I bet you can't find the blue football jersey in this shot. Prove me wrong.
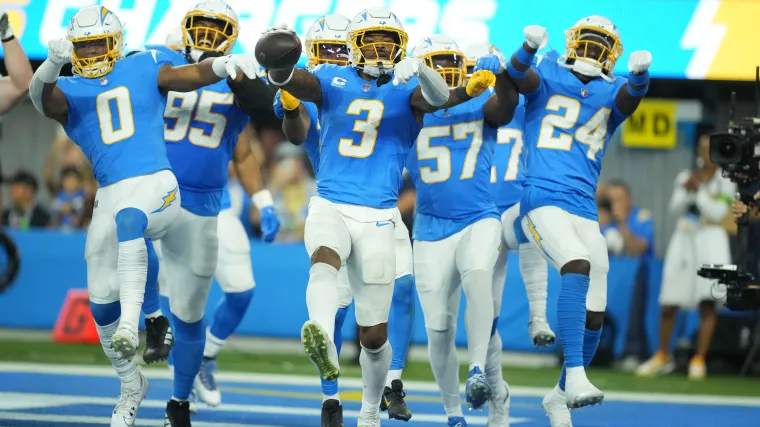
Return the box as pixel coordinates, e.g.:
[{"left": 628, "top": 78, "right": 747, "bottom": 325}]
[
  {"left": 521, "top": 51, "right": 629, "bottom": 221},
  {"left": 58, "top": 51, "right": 172, "bottom": 187},
  {"left": 490, "top": 95, "right": 526, "bottom": 213},
  {"left": 312, "top": 64, "right": 422, "bottom": 208},
  {"left": 273, "top": 92, "right": 321, "bottom": 174},
  {"left": 407, "top": 93, "right": 499, "bottom": 241},
  {"left": 147, "top": 45, "right": 251, "bottom": 216},
  {"left": 220, "top": 184, "right": 232, "bottom": 210}
]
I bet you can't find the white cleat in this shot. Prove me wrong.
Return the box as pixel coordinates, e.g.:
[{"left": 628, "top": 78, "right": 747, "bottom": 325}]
[
  {"left": 636, "top": 352, "right": 675, "bottom": 377},
  {"left": 688, "top": 357, "right": 706, "bottom": 381},
  {"left": 487, "top": 381, "right": 511, "bottom": 427},
  {"left": 357, "top": 412, "right": 381, "bottom": 427},
  {"left": 564, "top": 369, "right": 604, "bottom": 409},
  {"left": 111, "top": 372, "right": 149, "bottom": 427},
  {"left": 194, "top": 358, "right": 222, "bottom": 407},
  {"left": 541, "top": 385, "right": 573, "bottom": 427},
  {"left": 111, "top": 326, "right": 139, "bottom": 361},
  {"left": 301, "top": 321, "right": 340, "bottom": 381},
  {"left": 528, "top": 316, "right": 556, "bottom": 347},
  {"left": 188, "top": 389, "right": 199, "bottom": 414}
]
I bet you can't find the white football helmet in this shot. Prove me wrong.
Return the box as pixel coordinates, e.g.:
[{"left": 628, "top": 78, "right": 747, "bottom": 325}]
[
  {"left": 559, "top": 15, "right": 623, "bottom": 81},
  {"left": 347, "top": 8, "right": 408, "bottom": 77},
  {"left": 463, "top": 42, "right": 495, "bottom": 78},
  {"left": 412, "top": 35, "right": 466, "bottom": 88},
  {"left": 305, "top": 14, "right": 350, "bottom": 71},
  {"left": 181, "top": 0, "right": 239, "bottom": 62},
  {"left": 67, "top": 5, "right": 124, "bottom": 78},
  {"left": 165, "top": 26, "right": 183, "bottom": 51}
]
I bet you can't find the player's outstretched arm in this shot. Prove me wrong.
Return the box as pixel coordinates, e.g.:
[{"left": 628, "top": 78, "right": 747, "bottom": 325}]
[
  {"left": 157, "top": 53, "right": 259, "bottom": 93},
  {"left": 269, "top": 67, "right": 322, "bottom": 104},
  {"left": 395, "top": 58, "right": 450, "bottom": 114},
  {"left": 29, "top": 39, "right": 71, "bottom": 125},
  {"left": 0, "top": 13, "right": 33, "bottom": 115},
  {"left": 278, "top": 90, "right": 311, "bottom": 145},
  {"left": 233, "top": 123, "right": 280, "bottom": 242},
  {"left": 475, "top": 54, "right": 518, "bottom": 127},
  {"left": 227, "top": 73, "right": 277, "bottom": 120},
  {"left": 507, "top": 26, "right": 547, "bottom": 94},
  {"left": 615, "top": 50, "right": 652, "bottom": 115}
]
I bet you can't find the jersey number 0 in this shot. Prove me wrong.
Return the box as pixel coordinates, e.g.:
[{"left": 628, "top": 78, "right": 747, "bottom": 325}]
[{"left": 96, "top": 87, "right": 136, "bottom": 145}]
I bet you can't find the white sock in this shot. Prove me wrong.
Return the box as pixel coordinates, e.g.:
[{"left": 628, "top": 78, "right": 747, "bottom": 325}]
[
  {"left": 145, "top": 309, "right": 162, "bottom": 319},
  {"left": 427, "top": 328, "right": 463, "bottom": 418},
  {"left": 117, "top": 238, "right": 148, "bottom": 332},
  {"left": 519, "top": 243, "right": 548, "bottom": 318},
  {"left": 171, "top": 396, "right": 187, "bottom": 402},
  {"left": 305, "top": 263, "right": 340, "bottom": 342},
  {"left": 96, "top": 318, "right": 140, "bottom": 389},
  {"left": 323, "top": 393, "right": 340, "bottom": 403},
  {"left": 461, "top": 269, "right": 493, "bottom": 370},
  {"left": 485, "top": 330, "right": 504, "bottom": 390},
  {"left": 204, "top": 329, "right": 225, "bottom": 358},
  {"left": 359, "top": 341, "right": 392, "bottom": 418},
  {"left": 385, "top": 368, "right": 403, "bottom": 387}
]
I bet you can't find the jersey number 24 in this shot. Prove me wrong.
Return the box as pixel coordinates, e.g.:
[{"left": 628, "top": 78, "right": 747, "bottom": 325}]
[{"left": 537, "top": 94, "right": 610, "bottom": 161}]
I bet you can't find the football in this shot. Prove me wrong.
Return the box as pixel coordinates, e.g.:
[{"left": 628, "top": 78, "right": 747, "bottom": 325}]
[{"left": 255, "top": 30, "right": 302, "bottom": 70}]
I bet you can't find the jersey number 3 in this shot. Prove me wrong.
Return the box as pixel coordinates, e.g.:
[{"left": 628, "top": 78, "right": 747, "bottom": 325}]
[
  {"left": 537, "top": 94, "right": 610, "bottom": 161},
  {"left": 338, "top": 99, "right": 384, "bottom": 158},
  {"left": 96, "top": 87, "right": 136, "bottom": 145},
  {"left": 164, "top": 91, "right": 235, "bottom": 148}
]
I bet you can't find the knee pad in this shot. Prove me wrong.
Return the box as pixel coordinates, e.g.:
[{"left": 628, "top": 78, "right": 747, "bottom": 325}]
[
  {"left": 90, "top": 301, "right": 121, "bottom": 327},
  {"left": 115, "top": 208, "right": 148, "bottom": 242},
  {"left": 393, "top": 274, "right": 415, "bottom": 308}
]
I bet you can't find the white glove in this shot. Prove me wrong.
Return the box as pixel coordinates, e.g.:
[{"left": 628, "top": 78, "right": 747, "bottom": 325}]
[
  {"left": 47, "top": 38, "right": 73, "bottom": 65},
  {"left": 212, "top": 54, "right": 260, "bottom": 80},
  {"left": 523, "top": 25, "right": 548, "bottom": 50},
  {"left": 392, "top": 57, "right": 422, "bottom": 86},
  {"left": 262, "top": 22, "right": 296, "bottom": 37},
  {"left": 0, "top": 11, "right": 13, "bottom": 41},
  {"left": 628, "top": 50, "right": 652, "bottom": 75}
]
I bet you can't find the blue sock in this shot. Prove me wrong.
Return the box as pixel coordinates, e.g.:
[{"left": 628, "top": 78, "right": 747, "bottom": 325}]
[
  {"left": 160, "top": 296, "right": 174, "bottom": 366},
  {"left": 557, "top": 273, "right": 589, "bottom": 372},
  {"left": 141, "top": 239, "right": 160, "bottom": 316},
  {"left": 209, "top": 289, "right": 254, "bottom": 341},
  {"left": 90, "top": 301, "right": 121, "bottom": 327},
  {"left": 389, "top": 274, "right": 415, "bottom": 371},
  {"left": 321, "top": 306, "right": 349, "bottom": 397},
  {"left": 172, "top": 316, "right": 205, "bottom": 400},
  {"left": 559, "top": 327, "right": 603, "bottom": 391}
]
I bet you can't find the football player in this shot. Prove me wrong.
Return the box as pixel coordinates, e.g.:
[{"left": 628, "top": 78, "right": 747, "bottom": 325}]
[
  {"left": 506, "top": 16, "right": 651, "bottom": 425},
  {"left": 464, "top": 42, "right": 556, "bottom": 349},
  {"left": 0, "top": 9, "right": 32, "bottom": 115},
  {"left": 405, "top": 35, "right": 516, "bottom": 425},
  {"left": 141, "top": 2, "right": 278, "bottom": 424},
  {"left": 29, "top": 5, "right": 256, "bottom": 427},
  {"left": 274, "top": 13, "right": 415, "bottom": 425},
  {"left": 259, "top": 7, "right": 492, "bottom": 426}
]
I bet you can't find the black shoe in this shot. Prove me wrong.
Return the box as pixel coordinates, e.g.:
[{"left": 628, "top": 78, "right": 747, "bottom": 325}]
[
  {"left": 321, "top": 399, "right": 344, "bottom": 427},
  {"left": 165, "top": 399, "right": 192, "bottom": 427},
  {"left": 380, "top": 379, "right": 412, "bottom": 421},
  {"left": 143, "top": 316, "right": 173, "bottom": 364}
]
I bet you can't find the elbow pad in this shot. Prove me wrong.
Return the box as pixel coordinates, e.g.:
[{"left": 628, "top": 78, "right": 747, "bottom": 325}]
[{"left": 416, "top": 64, "right": 449, "bottom": 107}]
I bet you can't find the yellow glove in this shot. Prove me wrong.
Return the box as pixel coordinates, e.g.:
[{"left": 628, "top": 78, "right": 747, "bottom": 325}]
[
  {"left": 466, "top": 70, "right": 496, "bottom": 97},
  {"left": 279, "top": 89, "right": 301, "bottom": 111}
]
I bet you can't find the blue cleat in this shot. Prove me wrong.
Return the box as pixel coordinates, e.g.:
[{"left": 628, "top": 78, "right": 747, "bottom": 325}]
[
  {"left": 448, "top": 416, "right": 467, "bottom": 426},
  {"left": 465, "top": 367, "right": 492, "bottom": 410}
]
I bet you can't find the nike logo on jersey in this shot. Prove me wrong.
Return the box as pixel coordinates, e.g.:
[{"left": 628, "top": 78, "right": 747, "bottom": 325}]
[{"left": 375, "top": 221, "right": 391, "bottom": 227}]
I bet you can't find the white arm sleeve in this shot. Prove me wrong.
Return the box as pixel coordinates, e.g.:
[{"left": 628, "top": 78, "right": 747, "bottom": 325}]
[
  {"left": 416, "top": 63, "right": 449, "bottom": 107},
  {"left": 30, "top": 59, "right": 64, "bottom": 116},
  {"left": 669, "top": 170, "right": 696, "bottom": 216}
]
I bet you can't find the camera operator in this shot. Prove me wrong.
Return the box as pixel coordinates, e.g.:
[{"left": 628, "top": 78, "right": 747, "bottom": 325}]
[
  {"left": 637, "top": 132, "right": 735, "bottom": 380},
  {"left": 0, "top": 10, "right": 33, "bottom": 115}
]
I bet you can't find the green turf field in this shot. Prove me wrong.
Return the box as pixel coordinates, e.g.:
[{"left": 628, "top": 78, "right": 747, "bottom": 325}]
[{"left": 1, "top": 340, "right": 758, "bottom": 397}]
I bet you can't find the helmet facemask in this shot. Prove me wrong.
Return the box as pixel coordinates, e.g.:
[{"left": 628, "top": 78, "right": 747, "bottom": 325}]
[
  {"left": 349, "top": 29, "right": 407, "bottom": 77},
  {"left": 564, "top": 26, "right": 623, "bottom": 79},
  {"left": 422, "top": 52, "right": 466, "bottom": 88},
  {"left": 71, "top": 33, "right": 123, "bottom": 78},
  {"left": 182, "top": 12, "right": 237, "bottom": 62},
  {"left": 306, "top": 41, "right": 349, "bottom": 70}
]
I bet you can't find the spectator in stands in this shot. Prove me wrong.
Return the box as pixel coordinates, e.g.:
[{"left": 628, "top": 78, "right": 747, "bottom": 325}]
[
  {"left": 2, "top": 171, "right": 50, "bottom": 229},
  {"left": 636, "top": 132, "right": 735, "bottom": 380},
  {"left": 264, "top": 143, "right": 315, "bottom": 242},
  {"left": 49, "top": 167, "right": 86, "bottom": 230},
  {"left": 598, "top": 180, "right": 654, "bottom": 257},
  {"left": 43, "top": 126, "right": 88, "bottom": 195}
]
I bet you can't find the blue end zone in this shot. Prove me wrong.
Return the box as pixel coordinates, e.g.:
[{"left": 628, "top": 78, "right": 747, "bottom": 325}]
[{"left": 0, "top": 363, "right": 757, "bottom": 427}]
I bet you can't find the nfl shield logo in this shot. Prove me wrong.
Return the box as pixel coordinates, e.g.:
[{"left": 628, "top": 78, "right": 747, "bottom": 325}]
[
  {"left": 362, "top": 84, "right": 371, "bottom": 92},
  {"left": 580, "top": 88, "right": 588, "bottom": 98},
  {"left": 100, "top": 78, "right": 108, "bottom": 86}
]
